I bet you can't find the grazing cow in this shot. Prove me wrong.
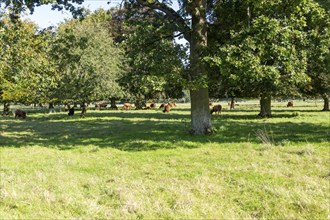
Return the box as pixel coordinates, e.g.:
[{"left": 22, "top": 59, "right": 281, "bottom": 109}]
[
  {"left": 159, "top": 103, "right": 165, "bottom": 109},
  {"left": 123, "top": 103, "right": 132, "bottom": 110},
  {"left": 68, "top": 107, "right": 75, "bottom": 116},
  {"left": 15, "top": 109, "right": 27, "bottom": 119},
  {"left": 163, "top": 104, "right": 171, "bottom": 113},
  {"left": 210, "top": 104, "right": 222, "bottom": 114},
  {"left": 95, "top": 103, "right": 107, "bottom": 110},
  {"left": 144, "top": 103, "right": 156, "bottom": 110},
  {"left": 287, "top": 101, "right": 293, "bottom": 107}
]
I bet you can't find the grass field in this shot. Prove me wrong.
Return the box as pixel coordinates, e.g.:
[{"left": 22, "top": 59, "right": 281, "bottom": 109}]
[{"left": 0, "top": 100, "right": 329, "bottom": 219}]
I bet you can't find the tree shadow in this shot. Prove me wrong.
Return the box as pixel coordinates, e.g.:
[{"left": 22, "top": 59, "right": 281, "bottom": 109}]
[{"left": 0, "top": 110, "right": 328, "bottom": 151}]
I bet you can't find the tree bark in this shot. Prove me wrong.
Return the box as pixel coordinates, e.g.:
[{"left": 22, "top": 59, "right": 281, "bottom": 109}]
[
  {"left": 135, "top": 0, "right": 211, "bottom": 134},
  {"left": 258, "top": 94, "right": 272, "bottom": 117},
  {"left": 322, "top": 93, "right": 329, "bottom": 111},
  {"left": 230, "top": 97, "right": 235, "bottom": 110},
  {"left": 135, "top": 99, "right": 144, "bottom": 110},
  {"left": 80, "top": 102, "right": 87, "bottom": 118},
  {"left": 110, "top": 98, "right": 118, "bottom": 110},
  {"left": 48, "top": 102, "right": 55, "bottom": 113},
  {"left": 189, "top": 0, "right": 212, "bottom": 135},
  {"left": 190, "top": 88, "right": 212, "bottom": 134},
  {"left": 2, "top": 103, "right": 11, "bottom": 116}
]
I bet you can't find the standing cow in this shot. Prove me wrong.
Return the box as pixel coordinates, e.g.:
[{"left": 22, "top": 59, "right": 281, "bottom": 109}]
[
  {"left": 15, "top": 109, "right": 27, "bottom": 119},
  {"left": 210, "top": 104, "right": 222, "bottom": 114},
  {"left": 287, "top": 101, "right": 293, "bottom": 107},
  {"left": 68, "top": 107, "right": 75, "bottom": 116},
  {"left": 163, "top": 104, "right": 171, "bottom": 113}
]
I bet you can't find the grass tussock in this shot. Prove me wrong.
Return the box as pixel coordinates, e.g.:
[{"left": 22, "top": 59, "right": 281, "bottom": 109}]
[{"left": 0, "top": 100, "right": 329, "bottom": 219}]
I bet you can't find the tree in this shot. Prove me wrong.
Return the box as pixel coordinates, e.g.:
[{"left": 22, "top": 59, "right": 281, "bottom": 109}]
[
  {"left": 301, "top": 1, "right": 330, "bottom": 111},
  {"left": 52, "top": 16, "right": 124, "bottom": 117},
  {"left": 206, "top": 0, "right": 329, "bottom": 117},
  {"left": 120, "top": 8, "right": 186, "bottom": 106},
  {"left": 122, "top": 0, "right": 213, "bottom": 134},
  {"left": 0, "top": 13, "right": 54, "bottom": 114}
]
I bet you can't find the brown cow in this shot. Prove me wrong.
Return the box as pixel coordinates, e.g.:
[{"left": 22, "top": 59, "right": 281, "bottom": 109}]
[
  {"left": 15, "top": 109, "right": 27, "bottom": 119},
  {"left": 210, "top": 104, "right": 222, "bottom": 114},
  {"left": 287, "top": 101, "right": 293, "bottom": 107},
  {"left": 123, "top": 103, "right": 132, "bottom": 110},
  {"left": 159, "top": 103, "right": 165, "bottom": 109},
  {"left": 163, "top": 104, "right": 171, "bottom": 113},
  {"left": 95, "top": 103, "right": 107, "bottom": 110}
]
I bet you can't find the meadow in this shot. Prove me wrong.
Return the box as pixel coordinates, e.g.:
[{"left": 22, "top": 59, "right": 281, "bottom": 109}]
[{"left": 0, "top": 100, "right": 329, "bottom": 219}]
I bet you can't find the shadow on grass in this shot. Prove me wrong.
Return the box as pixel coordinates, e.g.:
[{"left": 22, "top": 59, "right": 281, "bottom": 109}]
[{"left": 0, "top": 110, "right": 328, "bottom": 151}]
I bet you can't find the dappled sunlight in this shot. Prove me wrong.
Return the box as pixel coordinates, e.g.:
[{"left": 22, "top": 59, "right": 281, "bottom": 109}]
[{"left": 0, "top": 102, "right": 329, "bottom": 151}]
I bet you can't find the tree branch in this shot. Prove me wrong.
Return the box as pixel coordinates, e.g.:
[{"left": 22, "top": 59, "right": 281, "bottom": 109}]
[{"left": 135, "top": 0, "right": 191, "bottom": 43}]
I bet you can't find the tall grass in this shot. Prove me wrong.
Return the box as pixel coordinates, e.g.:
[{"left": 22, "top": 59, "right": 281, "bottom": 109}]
[{"left": 0, "top": 100, "right": 329, "bottom": 219}]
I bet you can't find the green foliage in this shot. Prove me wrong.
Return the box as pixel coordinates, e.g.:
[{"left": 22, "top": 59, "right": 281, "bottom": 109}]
[
  {"left": 0, "top": 15, "right": 54, "bottom": 104},
  {"left": 121, "top": 9, "right": 187, "bottom": 100},
  {"left": 302, "top": 1, "right": 330, "bottom": 98},
  {"left": 0, "top": 0, "right": 85, "bottom": 18},
  {"left": 206, "top": 0, "right": 329, "bottom": 99},
  {"left": 52, "top": 15, "right": 125, "bottom": 103}
]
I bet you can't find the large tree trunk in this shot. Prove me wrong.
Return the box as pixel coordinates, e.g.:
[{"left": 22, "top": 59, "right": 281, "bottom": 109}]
[
  {"left": 135, "top": 99, "right": 144, "bottom": 110},
  {"left": 258, "top": 94, "right": 272, "bottom": 118},
  {"left": 2, "top": 103, "right": 11, "bottom": 116},
  {"left": 230, "top": 97, "right": 235, "bottom": 110},
  {"left": 80, "top": 102, "right": 87, "bottom": 118},
  {"left": 189, "top": 0, "right": 212, "bottom": 135},
  {"left": 110, "top": 98, "right": 118, "bottom": 110},
  {"left": 48, "top": 102, "right": 55, "bottom": 113},
  {"left": 322, "top": 93, "right": 329, "bottom": 111},
  {"left": 135, "top": 0, "right": 211, "bottom": 134},
  {"left": 190, "top": 88, "right": 212, "bottom": 134}
]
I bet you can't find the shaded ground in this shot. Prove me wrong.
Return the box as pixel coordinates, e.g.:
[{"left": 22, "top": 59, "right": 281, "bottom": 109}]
[{"left": 1, "top": 103, "right": 328, "bottom": 151}]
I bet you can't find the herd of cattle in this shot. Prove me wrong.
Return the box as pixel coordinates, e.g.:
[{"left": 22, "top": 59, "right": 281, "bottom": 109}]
[{"left": 9, "top": 101, "right": 294, "bottom": 119}]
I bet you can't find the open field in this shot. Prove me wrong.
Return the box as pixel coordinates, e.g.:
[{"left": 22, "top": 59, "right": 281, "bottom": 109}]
[{"left": 0, "top": 100, "right": 329, "bottom": 219}]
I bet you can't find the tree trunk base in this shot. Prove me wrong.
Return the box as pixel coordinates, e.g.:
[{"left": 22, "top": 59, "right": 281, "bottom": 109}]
[
  {"left": 258, "top": 112, "right": 272, "bottom": 118},
  {"left": 135, "top": 100, "right": 144, "bottom": 110},
  {"left": 80, "top": 103, "right": 87, "bottom": 118},
  {"left": 322, "top": 94, "right": 329, "bottom": 111},
  {"left": 230, "top": 97, "right": 235, "bottom": 110},
  {"left": 259, "top": 94, "right": 272, "bottom": 118},
  {"left": 2, "top": 103, "right": 11, "bottom": 116},
  {"left": 110, "top": 98, "right": 118, "bottom": 110},
  {"left": 190, "top": 88, "right": 212, "bottom": 135}
]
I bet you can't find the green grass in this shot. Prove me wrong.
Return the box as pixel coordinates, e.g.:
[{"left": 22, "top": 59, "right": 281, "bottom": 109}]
[{"left": 0, "top": 100, "right": 329, "bottom": 219}]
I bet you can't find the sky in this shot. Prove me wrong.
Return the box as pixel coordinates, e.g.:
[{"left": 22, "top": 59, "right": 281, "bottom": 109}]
[
  {"left": 23, "top": 1, "right": 187, "bottom": 45},
  {"left": 25, "top": 0, "right": 180, "bottom": 29},
  {"left": 24, "top": 0, "right": 119, "bottom": 28}
]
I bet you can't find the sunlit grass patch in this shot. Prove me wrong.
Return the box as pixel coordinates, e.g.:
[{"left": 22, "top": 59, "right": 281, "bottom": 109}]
[{"left": 0, "top": 100, "right": 329, "bottom": 219}]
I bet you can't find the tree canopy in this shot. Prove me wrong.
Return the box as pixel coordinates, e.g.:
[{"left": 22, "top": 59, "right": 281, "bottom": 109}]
[
  {"left": 1, "top": 0, "right": 329, "bottom": 129},
  {"left": 51, "top": 10, "right": 125, "bottom": 113}
]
